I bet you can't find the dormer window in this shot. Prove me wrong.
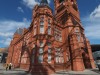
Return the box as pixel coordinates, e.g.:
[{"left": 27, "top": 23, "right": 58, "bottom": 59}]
[{"left": 59, "top": 0, "right": 64, "bottom": 3}]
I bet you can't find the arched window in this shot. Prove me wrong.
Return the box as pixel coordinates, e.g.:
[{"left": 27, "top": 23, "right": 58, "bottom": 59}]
[
  {"left": 38, "top": 41, "right": 44, "bottom": 63},
  {"left": 54, "top": 27, "right": 62, "bottom": 42},
  {"left": 40, "top": 17, "right": 44, "bottom": 22},
  {"left": 40, "top": 41, "right": 44, "bottom": 47},
  {"left": 38, "top": 48, "right": 43, "bottom": 63},
  {"left": 48, "top": 18, "right": 51, "bottom": 34},
  {"left": 55, "top": 48, "right": 64, "bottom": 63},
  {"left": 75, "top": 29, "right": 79, "bottom": 33},
  {"left": 48, "top": 18, "right": 51, "bottom": 24},
  {"left": 48, "top": 26, "right": 51, "bottom": 34},
  {"left": 48, "top": 42, "right": 51, "bottom": 47},
  {"left": 40, "top": 17, "right": 44, "bottom": 33},
  {"left": 77, "top": 34, "right": 80, "bottom": 42},
  {"left": 48, "top": 48, "right": 52, "bottom": 63},
  {"left": 32, "top": 48, "right": 35, "bottom": 63},
  {"left": 40, "top": 25, "right": 44, "bottom": 33},
  {"left": 48, "top": 42, "right": 52, "bottom": 63}
]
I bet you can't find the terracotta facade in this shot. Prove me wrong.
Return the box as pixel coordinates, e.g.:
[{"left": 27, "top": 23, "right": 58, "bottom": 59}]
[{"left": 7, "top": 0, "right": 96, "bottom": 74}]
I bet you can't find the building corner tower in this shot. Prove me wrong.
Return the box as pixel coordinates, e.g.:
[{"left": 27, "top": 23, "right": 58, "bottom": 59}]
[
  {"left": 54, "top": 0, "right": 96, "bottom": 71},
  {"left": 31, "top": 0, "right": 55, "bottom": 74}
]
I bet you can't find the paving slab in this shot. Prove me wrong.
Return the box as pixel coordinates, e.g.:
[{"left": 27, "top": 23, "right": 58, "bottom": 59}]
[
  {"left": 0, "top": 64, "right": 100, "bottom": 75},
  {"left": 51, "top": 69, "right": 100, "bottom": 75}
]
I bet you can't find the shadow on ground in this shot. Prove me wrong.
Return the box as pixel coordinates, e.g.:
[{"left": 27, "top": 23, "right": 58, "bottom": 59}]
[
  {"left": 91, "top": 69, "right": 100, "bottom": 74},
  {"left": 0, "top": 72, "right": 30, "bottom": 75}
]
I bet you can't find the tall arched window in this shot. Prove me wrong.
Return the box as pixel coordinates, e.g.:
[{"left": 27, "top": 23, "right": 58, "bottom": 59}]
[
  {"left": 32, "top": 48, "right": 35, "bottom": 63},
  {"left": 38, "top": 48, "right": 43, "bottom": 63},
  {"left": 48, "top": 26, "right": 51, "bottom": 34},
  {"left": 75, "top": 29, "right": 81, "bottom": 42},
  {"left": 38, "top": 41, "right": 44, "bottom": 63},
  {"left": 77, "top": 34, "right": 80, "bottom": 42},
  {"left": 55, "top": 48, "right": 64, "bottom": 63},
  {"left": 54, "top": 27, "right": 62, "bottom": 42},
  {"left": 40, "top": 41, "right": 44, "bottom": 47},
  {"left": 48, "top": 18, "right": 51, "bottom": 34},
  {"left": 48, "top": 48, "right": 52, "bottom": 63},
  {"left": 48, "top": 42, "right": 52, "bottom": 63},
  {"left": 40, "top": 17, "right": 44, "bottom": 33}
]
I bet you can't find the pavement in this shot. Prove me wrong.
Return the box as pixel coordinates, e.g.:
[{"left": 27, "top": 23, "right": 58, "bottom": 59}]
[
  {"left": 0, "top": 64, "right": 30, "bottom": 75},
  {"left": 0, "top": 63, "right": 100, "bottom": 75},
  {"left": 51, "top": 69, "right": 100, "bottom": 75}
]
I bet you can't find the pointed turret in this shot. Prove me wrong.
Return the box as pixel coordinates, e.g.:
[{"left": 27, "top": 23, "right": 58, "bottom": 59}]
[{"left": 40, "top": 0, "right": 48, "bottom": 6}]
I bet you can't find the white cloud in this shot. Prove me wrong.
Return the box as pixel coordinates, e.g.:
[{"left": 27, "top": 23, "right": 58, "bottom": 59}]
[
  {"left": 23, "top": 18, "right": 28, "bottom": 22},
  {"left": 0, "top": 40, "right": 4, "bottom": 44},
  {"left": 22, "top": 0, "right": 39, "bottom": 9},
  {"left": 17, "top": 7, "right": 24, "bottom": 13},
  {"left": 0, "top": 38, "right": 12, "bottom": 46},
  {"left": 0, "top": 32, "right": 13, "bottom": 37},
  {"left": 0, "top": 20, "right": 30, "bottom": 32},
  {"left": 22, "top": 0, "right": 51, "bottom": 9},
  {"left": 47, "top": 0, "right": 51, "bottom": 4},
  {"left": 82, "top": 4, "right": 100, "bottom": 40},
  {"left": 4, "top": 38, "right": 12, "bottom": 46},
  {"left": 90, "top": 5, "right": 100, "bottom": 19},
  {"left": 0, "top": 19, "right": 30, "bottom": 47},
  {"left": 84, "top": 24, "right": 100, "bottom": 39}
]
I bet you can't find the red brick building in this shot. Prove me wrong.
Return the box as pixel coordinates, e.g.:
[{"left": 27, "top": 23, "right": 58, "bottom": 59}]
[{"left": 7, "top": 0, "right": 96, "bottom": 74}]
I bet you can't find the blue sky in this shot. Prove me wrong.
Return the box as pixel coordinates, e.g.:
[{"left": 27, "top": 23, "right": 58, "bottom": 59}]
[{"left": 0, "top": 0, "right": 100, "bottom": 47}]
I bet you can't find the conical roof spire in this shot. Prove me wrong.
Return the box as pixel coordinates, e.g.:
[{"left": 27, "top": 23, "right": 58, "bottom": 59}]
[{"left": 40, "top": 0, "right": 48, "bottom": 5}]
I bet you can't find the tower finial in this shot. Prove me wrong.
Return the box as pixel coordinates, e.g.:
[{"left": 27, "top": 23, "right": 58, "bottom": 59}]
[{"left": 40, "top": 0, "right": 48, "bottom": 5}]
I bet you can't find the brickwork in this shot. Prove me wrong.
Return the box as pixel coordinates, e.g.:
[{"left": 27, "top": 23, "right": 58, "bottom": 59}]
[{"left": 6, "top": 0, "right": 96, "bottom": 75}]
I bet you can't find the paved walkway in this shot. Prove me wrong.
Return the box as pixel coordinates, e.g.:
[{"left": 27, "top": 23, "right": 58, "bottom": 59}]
[
  {"left": 0, "top": 64, "right": 30, "bottom": 75},
  {"left": 52, "top": 69, "right": 100, "bottom": 75},
  {"left": 0, "top": 63, "right": 100, "bottom": 75}
]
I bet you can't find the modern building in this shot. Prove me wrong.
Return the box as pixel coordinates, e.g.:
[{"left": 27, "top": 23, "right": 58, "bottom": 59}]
[
  {"left": 7, "top": 0, "right": 96, "bottom": 75},
  {"left": 0, "top": 48, "right": 8, "bottom": 63}
]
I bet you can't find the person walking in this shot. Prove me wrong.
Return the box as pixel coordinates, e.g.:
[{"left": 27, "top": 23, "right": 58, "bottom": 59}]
[
  {"left": 9, "top": 63, "right": 12, "bottom": 70},
  {"left": 6, "top": 64, "right": 9, "bottom": 71}
]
